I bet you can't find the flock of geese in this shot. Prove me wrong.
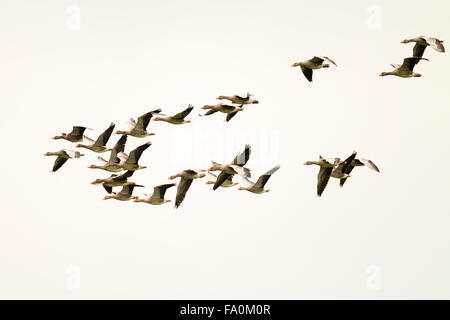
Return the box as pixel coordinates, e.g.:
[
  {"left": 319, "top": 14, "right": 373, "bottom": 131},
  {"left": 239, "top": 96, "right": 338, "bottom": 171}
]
[
  {"left": 45, "top": 35, "right": 445, "bottom": 204},
  {"left": 292, "top": 36, "right": 445, "bottom": 81}
]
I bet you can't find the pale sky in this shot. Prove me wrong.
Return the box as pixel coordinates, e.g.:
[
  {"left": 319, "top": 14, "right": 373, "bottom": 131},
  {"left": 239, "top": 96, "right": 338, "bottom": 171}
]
[{"left": 0, "top": 0, "right": 449, "bottom": 299}]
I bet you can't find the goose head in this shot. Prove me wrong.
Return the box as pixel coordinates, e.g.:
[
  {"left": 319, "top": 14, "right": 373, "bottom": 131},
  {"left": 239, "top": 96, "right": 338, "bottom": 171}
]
[
  {"left": 52, "top": 134, "right": 65, "bottom": 140},
  {"left": 90, "top": 179, "right": 104, "bottom": 185},
  {"left": 291, "top": 62, "right": 301, "bottom": 67}
]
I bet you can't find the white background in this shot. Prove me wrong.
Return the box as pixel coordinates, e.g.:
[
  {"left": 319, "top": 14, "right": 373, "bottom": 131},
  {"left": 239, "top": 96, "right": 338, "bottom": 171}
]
[{"left": 0, "top": 0, "right": 449, "bottom": 299}]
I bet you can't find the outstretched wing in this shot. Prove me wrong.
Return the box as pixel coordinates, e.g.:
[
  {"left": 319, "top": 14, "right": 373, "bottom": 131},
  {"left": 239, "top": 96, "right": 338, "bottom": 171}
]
[
  {"left": 212, "top": 171, "right": 232, "bottom": 190},
  {"left": 70, "top": 126, "right": 87, "bottom": 139},
  {"left": 52, "top": 156, "right": 69, "bottom": 172},
  {"left": 172, "top": 105, "right": 194, "bottom": 120},
  {"left": 401, "top": 57, "right": 428, "bottom": 71},
  {"left": 95, "top": 123, "right": 115, "bottom": 146},
  {"left": 310, "top": 56, "right": 325, "bottom": 64},
  {"left": 136, "top": 109, "right": 161, "bottom": 130},
  {"left": 300, "top": 66, "right": 313, "bottom": 82},
  {"left": 322, "top": 56, "right": 338, "bottom": 66},
  {"left": 412, "top": 43, "right": 427, "bottom": 60},
  {"left": 317, "top": 166, "right": 332, "bottom": 197},
  {"left": 127, "top": 142, "right": 151, "bottom": 164},
  {"left": 226, "top": 111, "right": 239, "bottom": 122},
  {"left": 153, "top": 183, "right": 176, "bottom": 200},
  {"left": 254, "top": 165, "right": 280, "bottom": 189},
  {"left": 424, "top": 37, "right": 445, "bottom": 52},
  {"left": 110, "top": 135, "right": 127, "bottom": 163},
  {"left": 112, "top": 170, "right": 134, "bottom": 181},
  {"left": 360, "top": 158, "right": 380, "bottom": 172},
  {"left": 175, "top": 178, "right": 193, "bottom": 208},
  {"left": 232, "top": 144, "right": 251, "bottom": 166},
  {"left": 102, "top": 185, "right": 113, "bottom": 194}
]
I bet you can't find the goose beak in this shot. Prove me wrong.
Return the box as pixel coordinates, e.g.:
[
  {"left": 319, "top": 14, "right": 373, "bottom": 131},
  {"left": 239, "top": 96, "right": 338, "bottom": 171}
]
[
  {"left": 44, "top": 153, "right": 49, "bottom": 156},
  {"left": 252, "top": 100, "right": 259, "bottom": 104},
  {"left": 52, "top": 136, "right": 57, "bottom": 139},
  {"left": 103, "top": 196, "right": 108, "bottom": 200},
  {"left": 378, "top": 73, "right": 383, "bottom": 76},
  {"left": 291, "top": 63, "right": 297, "bottom": 67},
  {"left": 199, "top": 174, "right": 206, "bottom": 178},
  {"left": 201, "top": 106, "right": 207, "bottom": 109},
  {"left": 401, "top": 40, "right": 406, "bottom": 43}
]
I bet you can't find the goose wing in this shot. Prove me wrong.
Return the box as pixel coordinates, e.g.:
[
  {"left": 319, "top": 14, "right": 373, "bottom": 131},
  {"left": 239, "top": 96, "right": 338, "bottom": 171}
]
[
  {"left": 300, "top": 66, "right": 313, "bottom": 82},
  {"left": 109, "top": 135, "right": 127, "bottom": 163},
  {"left": 221, "top": 104, "right": 240, "bottom": 112},
  {"left": 413, "top": 43, "right": 427, "bottom": 59},
  {"left": 360, "top": 158, "right": 380, "bottom": 172},
  {"left": 152, "top": 183, "right": 176, "bottom": 200},
  {"left": 136, "top": 109, "right": 161, "bottom": 130},
  {"left": 310, "top": 56, "right": 324, "bottom": 64},
  {"left": 212, "top": 171, "right": 232, "bottom": 190},
  {"left": 69, "top": 126, "right": 88, "bottom": 139},
  {"left": 52, "top": 156, "right": 69, "bottom": 172},
  {"left": 232, "top": 144, "right": 251, "bottom": 166},
  {"left": 254, "top": 165, "right": 280, "bottom": 189},
  {"left": 126, "top": 142, "right": 151, "bottom": 164},
  {"left": 102, "top": 185, "right": 113, "bottom": 194},
  {"left": 317, "top": 166, "right": 332, "bottom": 197},
  {"left": 175, "top": 178, "right": 193, "bottom": 208},
  {"left": 172, "top": 105, "right": 194, "bottom": 120},
  {"left": 321, "top": 56, "right": 337, "bottom": 66},
  {"left": 226, "top": 111, "right": 239, "bottom": 122},
  {"left": 119, "top": 184, "right": 143, "bottom": 196},
  {"left": 401, "top": 57, "right": 428, "bottom": 71},
  {"left": 95, "top": 123, "right": 115, "bottom": 146},
  {"left": 112, "top": 170, "right": 134, "bottom": 181},
  {"left": 424, "top": 37, "right": 445, "bottom": 52}
]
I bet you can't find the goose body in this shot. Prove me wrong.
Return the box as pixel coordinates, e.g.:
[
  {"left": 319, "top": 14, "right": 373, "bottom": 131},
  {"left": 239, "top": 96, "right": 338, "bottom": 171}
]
[
  {"left": 379, "top": 57, "right": 428, "bottom": 77},
  {"left": 103, "top": 183, "right": 143, "bottom": 201},
  {"left": 91, "top": 170, "right": 135, "bottom": 194},
  {"left": 76, "top": 123, "right": 115, "bottom": 153},
  {"left": 133, "top": 183, "right": 176, "bottom": 205},
  {"left": 44, "top": 149, "right": 85, "bottom": 172},
  {"left": 238, "top": 165, "right": 280, "bottom": 194},
  {"left": 304, "top": 156, "right": 339, "bottom": 197},
  {"left": 153, "top": 105, "right": 193, "bottom": 125},
  {"left": 216, "top": 93, "right": 259, "bottom": 105},
  {"left": 209, "top": 144, "right": 252, "bottom": 190},
  {"left": 116, "top": 109, "right": 161, "bottom": 137},
  {"left": 292, "top": 56, "right": 337, "bottom": 82},
  {"left": 401, "top": 36, "right": 445, "bottom": 60},
  {"left": 109, "top": 142, "right": 151, "bottom": 171},
  {"left": 168, "top": 169, "right": 206, "bottom": 208},
  {"left": 52, "top": 126, "right": 90, "bottom": 143}
]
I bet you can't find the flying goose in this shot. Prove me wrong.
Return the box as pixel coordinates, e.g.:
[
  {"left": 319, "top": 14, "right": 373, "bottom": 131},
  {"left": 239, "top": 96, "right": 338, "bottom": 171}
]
[
  {"left": 168, "top": 169, "right": 206, "bottom": 208},
  {"left": 152, "top": 105, "right": 193, "bottom": 125},
  {"left": 44, "top": 149, "right": 85, "bottom": 172},
  {"left": 88, "top": 135, "right": 128, "bottom": 172},
  {"left": 103, "top": 183, "right": 143, "bottom": 201},
  {"left": 379, "top": 57, "right": 428, "bottom": 77},
  {"left": 76, "top": 123, "right": 115, "bottom": 153},
  {"left": 216, "top": 93, "right": 259, "bottom": 105},
  {"left": 133, "top": 183, "right": 176, "bottom": 205},
  {"left": 401, "top": 36, "right": 445, "bottom": 61},
  {"left": 205, "top": 171, "right": 239, "bottom": 188},
  {"left": 108, "top": 142, "right": 151, "bottom": 171},
  {"left": 200, "top": 103, "right": 244, "bottom": 117},
  {"left": 238, "top": 165, "right": 280, "bottom": 194},
  {"left": 291, "top": 56, "right": 337, "bottom": 82},
  {"left": 91, "top": 170, "right": 135, "bottom": 194},
  {"left": 304, "top": 156, "right": 339, "bottom": 197},
  {"left": 52, "top": 126, "right": 91, "bottom": 143},
  {"left": 208, "top": 144, "right": 252, "bottom": 190},
  {"left": 339, "top": 151, "right": 380, "bottom": 187},
  {"left": 115, "top": 109, "right": 161, "bottom": 137}
]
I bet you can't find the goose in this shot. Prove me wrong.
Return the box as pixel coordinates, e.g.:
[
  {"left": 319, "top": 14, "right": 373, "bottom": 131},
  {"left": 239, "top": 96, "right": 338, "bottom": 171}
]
[
  {"left": 88, "top": 135, "right": 128, "bottom": 172},
  {"left": 133, "top": 183, "right": 176, "bottom": 205},
  {"left": 339, "top": 151, "right": 380, "bottom": 187},
  {"left": 103, "top": 183, "right": 143, "bottom": 201},
  {"left": 168, "top": 169, "right": 206, "bottom": 208},
  {"left": 291, "top": 56, "right": 337, "bottom": 82},
  {"left": 108, "top": 142, "right": 151, "bottom": 171},
  {"left": 216, "top": 93, "right": 259, "bottom": 105},
  {"left": 208, "top": 144, "right": 252, "bottom": 190},
  {"left": 304, "top": 156, "right": 339, "bottom": 197},
  {"left": 401, "top": 36, "right": 445, "bottom": 61},
  {"left": 91, "top": 170, "right": 135, "bottom": 194},
  {"left": 115, "top": 109, "right": 161, "bottom": 137},
  {"left": 76, "top": 123, "right": 115, "bottom": 153},
  {"left": 379, "top": 57, "right": 428, "bottom": 77},
  {"left": 200, "top": 103, "right": 244, "bottom": 117},
  {"left": 152, "top": 105, "right": 193, "bottom": 125},
  {"left": 205, "top": 171, "right": 239, "bottom": 188},
  {"left": 52, "top": 126, "right": 91, "bottom": 143},
  {"left": 238, "top": 165, "right": 280, "bottom": 194},
  {"left": 44, "top": 149, "right": 85, "bottom": 172}
]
